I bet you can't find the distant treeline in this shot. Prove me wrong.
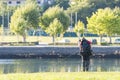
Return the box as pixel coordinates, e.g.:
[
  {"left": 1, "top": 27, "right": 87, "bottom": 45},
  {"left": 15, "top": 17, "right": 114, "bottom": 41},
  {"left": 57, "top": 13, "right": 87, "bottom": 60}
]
[{"left": 1, "top": 0, "right": 120, "bottom": 27}]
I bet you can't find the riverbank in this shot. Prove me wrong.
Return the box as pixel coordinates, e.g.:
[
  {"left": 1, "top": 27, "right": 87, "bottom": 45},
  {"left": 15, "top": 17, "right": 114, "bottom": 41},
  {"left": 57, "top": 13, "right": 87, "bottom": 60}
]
[
  {"left": 0, "top": 72, "right": 120, "bottom": 80},
  {"left": 0, "top": 46, "right": 120, "bottom": 59}
]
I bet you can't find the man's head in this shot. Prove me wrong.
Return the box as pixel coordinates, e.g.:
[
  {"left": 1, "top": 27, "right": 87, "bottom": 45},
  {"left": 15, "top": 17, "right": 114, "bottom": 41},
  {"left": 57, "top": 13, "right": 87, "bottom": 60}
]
[
  {"left": 82, "top": 37, "right": 86, "bottom": 41},
  {"left": 79, "top": 39, "right": 81, "bottom": 42}
]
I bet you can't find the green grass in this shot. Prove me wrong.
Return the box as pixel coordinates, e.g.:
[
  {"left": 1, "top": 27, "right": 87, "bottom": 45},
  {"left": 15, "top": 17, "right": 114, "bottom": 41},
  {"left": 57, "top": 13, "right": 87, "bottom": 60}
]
[
  {"left": 0, "top": 72, "right": 120, "bottom": 80},
  {"left": 0, "top": 35, "right": 102, "bottom": 42},
  {"left": 0, "top": 35, "right": 120, "bottom": 46}
]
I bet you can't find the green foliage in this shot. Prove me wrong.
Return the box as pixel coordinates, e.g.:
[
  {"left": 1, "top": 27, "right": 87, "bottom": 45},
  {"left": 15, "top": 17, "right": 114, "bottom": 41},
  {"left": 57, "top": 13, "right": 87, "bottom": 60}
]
[
  {"left": 45, "top": 18, "right": 63, "bottom": 37},
  {"left": 67, "top": 1, "right": 92, "bottom": 25},
  {"left": 0, "top": 1, "right": 7, "bottom": 15},
  {"left": 87, "top": 7, "right": 120, "bottom": 43},
  {"left": 52, "top": 0, "right": 70, "bottom": 10},
  {"left": 87, "top": 8, "right": 106, "bottom": 35},
  {"left": 101, "top": 42, "right": 108, "bottom": 46},
  {"left": 87, "top": 8, "right": 108, "bottom": 35},
  {"left": 0, "top": 1, "right": 17, "bottom": 27},
  {"left": 74, "top": 20, "right": 84, "bottom": 37},
  {"left": 101, "top": 8, "right": 120, "bottom": 36},
  {"left": 10, "top": 0, "right": 40, "bottom": 42},
  {"left": 40, "top": 6, "right": 70, "bottom": 33},
  {"left": 112, "top": 7, "right": 120, "bottom": 35},
  {"left": 11, "top": 18, "right": 27, "bottom": 35},
  {"left": 0, "top": 1, "right": 17, "bottom": 15},
  {"left": 22, "top": 0, "right": 40, "bottom": 29},
  {"left": 67, "top": 0, "right": 120, "bottom": 26},
  {"left": 87, "top": 7, "right": 120, "bottom": 36}
]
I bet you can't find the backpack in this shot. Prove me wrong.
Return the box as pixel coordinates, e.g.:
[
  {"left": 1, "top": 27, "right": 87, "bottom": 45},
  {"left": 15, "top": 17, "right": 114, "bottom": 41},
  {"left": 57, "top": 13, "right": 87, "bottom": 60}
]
[{"left": 81, "top": 40, "right": 91, "bottom": 56}]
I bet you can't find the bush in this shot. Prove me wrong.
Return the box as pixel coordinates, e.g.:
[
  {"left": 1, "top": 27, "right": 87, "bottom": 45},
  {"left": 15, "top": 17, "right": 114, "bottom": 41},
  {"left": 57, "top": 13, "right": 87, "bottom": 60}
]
[{"left": 101, "top": 42, "right": 108, "bottom": 45}]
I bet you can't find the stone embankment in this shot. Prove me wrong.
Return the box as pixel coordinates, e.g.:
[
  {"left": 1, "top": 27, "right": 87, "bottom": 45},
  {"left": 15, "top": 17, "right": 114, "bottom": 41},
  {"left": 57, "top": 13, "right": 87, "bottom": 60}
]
[{"left": 0, "top": 46, "right": 120, "bottom": 58}]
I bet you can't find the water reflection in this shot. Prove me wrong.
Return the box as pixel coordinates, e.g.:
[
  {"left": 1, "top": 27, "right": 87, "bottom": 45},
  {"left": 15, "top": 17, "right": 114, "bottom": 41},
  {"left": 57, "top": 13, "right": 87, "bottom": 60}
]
[{"left": 0, "top": 58, "right": 120, "bottom": 73}]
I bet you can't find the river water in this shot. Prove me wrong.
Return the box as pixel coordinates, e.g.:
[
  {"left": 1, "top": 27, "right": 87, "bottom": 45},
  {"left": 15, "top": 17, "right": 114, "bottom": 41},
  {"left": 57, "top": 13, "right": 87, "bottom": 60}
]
[{"left": 0, "top": 58, "right": 120, "bottom": 73}]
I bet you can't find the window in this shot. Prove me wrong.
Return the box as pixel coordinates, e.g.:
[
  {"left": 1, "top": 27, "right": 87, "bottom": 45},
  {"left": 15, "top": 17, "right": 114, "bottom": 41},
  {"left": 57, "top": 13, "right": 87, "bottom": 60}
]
[
  {"left": 8, "top": 1, "right": 12, "bottom": 4},
  {"left": 17, "top": 1, "right": 21, "bottom": 4},
  {"left": 38, "top": 1, "right": 41, "bottom": 4}
]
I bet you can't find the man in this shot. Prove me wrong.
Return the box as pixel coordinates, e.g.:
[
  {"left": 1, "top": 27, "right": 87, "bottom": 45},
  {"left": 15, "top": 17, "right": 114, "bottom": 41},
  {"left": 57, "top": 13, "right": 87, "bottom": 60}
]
[{"left": 79, "top": 37, "right": 92, "bottom": 71}]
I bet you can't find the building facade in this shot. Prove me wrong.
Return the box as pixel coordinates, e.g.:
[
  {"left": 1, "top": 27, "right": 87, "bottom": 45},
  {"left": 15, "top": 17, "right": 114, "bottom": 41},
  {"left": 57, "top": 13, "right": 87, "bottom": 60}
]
[{"left": 1, "top": 0, "right": 54, "bottom": 6}]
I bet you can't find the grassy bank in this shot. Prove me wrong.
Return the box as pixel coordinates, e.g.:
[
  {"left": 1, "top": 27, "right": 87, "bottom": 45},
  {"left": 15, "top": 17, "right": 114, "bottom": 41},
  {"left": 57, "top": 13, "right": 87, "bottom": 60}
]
[
  {"left": 0, "top": 35, "right": 120, "bottom": 46},
  {"left": 0, "top": 72, "right": 120, "bottom": 80},
  {"left": 0, "top": 35, "right": 117, "bottom": 43}
]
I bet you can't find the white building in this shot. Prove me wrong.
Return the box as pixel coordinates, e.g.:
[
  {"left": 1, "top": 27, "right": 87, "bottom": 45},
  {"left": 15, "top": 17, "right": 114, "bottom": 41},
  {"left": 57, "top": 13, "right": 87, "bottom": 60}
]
[{"left": 0, "top": 0, "right": 54, "bottom": 6}]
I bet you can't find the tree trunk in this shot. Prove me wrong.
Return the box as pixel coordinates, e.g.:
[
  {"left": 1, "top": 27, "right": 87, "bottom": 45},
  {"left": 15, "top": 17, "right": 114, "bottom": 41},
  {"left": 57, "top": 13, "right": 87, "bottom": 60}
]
[
  {"left": 52, "top": 35, "right": 55, "bottom": 44},
  {"left": 77, "top": 32, "right": 81, "bottom": 40},
  {"left": 33, "top": 30, "right": 36, "bottom": 36},
  {"left": 109, "top": 36, "right": 112, "bottom": 44},
  {"left": 99, "top": 34, "right": 103, "bottom": 45},
  {"left": 22, "top": 35, "right": 26, "bottom": 42},
  {"left": 22, "top": 29, "right": 27, "bottom": 42}
]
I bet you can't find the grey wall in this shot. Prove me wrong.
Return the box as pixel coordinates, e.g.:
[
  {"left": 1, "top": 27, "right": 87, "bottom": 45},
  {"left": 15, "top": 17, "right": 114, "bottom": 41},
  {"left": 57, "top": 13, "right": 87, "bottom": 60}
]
[{"left": 0, "top": 46, "right": 120, "bottom": 55}]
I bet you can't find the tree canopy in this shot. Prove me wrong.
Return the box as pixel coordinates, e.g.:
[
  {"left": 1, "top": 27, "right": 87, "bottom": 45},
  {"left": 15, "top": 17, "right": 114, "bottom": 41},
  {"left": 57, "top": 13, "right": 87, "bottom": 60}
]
[
  {"left": 87, "top": 7, "right": 120, "bottom": 36},
  {"left": 87, "top": 7, "right": 120, "bottom": 43},
  {"left": 10, "top": 0, "right": 40, "bottom": 42},
  {"left": 66, "top": 0, "right": 120, "bottom": 26},
  {"left": 45, "top": 18, "right": 63, "bottom": 37},
  {"left": 74, "top": 20, "right": 84, "bottom": 39},
  {"left": 52, "top": 0, "right": 70, "bottom": 10},
  {"left": 40, "top": 6, "right": 70, "bottom": 33},
  {"left": 45, "top": 18, "right": 63, "bottom": 43}
]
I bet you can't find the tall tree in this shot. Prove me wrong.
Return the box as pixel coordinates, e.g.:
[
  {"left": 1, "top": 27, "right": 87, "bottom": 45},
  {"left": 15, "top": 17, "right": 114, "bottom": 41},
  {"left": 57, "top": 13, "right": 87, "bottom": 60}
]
[
  {"left": 74, "top": 20, "right": 84, "bottom": 39},
  {"left": 46, "top": 18, "right": 63, "bottom": 44},
  {"left": 67, "top": 0, "right": 92, "bottom": 26},
  {"left": 87, "top": 8, "right": 120, "bottom": 43},
  {"left": 67, "top": 0, "right": 120, "bottom": 27},
  {"left": 113, "top": 7, "right": 120, "bottom": 35},
  {"left": 0, "top": 1, "right": 17, "bottom": 28},
  {"left": 0, "top": 1, "right": 7, "bottom": 29},
  {"left": 40, "top": 6, "right": 70, "bottom": 35},
  {"left": 10, "top": 0, "right": 40, "bottom": 42},
  {"left": 100, "top": 8, "right": 120, "bottom": 43}
]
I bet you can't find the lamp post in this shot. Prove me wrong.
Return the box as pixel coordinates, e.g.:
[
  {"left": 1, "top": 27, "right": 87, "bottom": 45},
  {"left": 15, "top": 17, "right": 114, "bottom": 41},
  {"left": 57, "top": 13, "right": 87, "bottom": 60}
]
[
  {"left": 2, "top": 10, "right": 4, "bottom": 35},
  {"left": 70, "top": 12, "right": 73, "bottom": 29},
  {"left": 75, "top": 12, "right": 77, "bottom": 24}
]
